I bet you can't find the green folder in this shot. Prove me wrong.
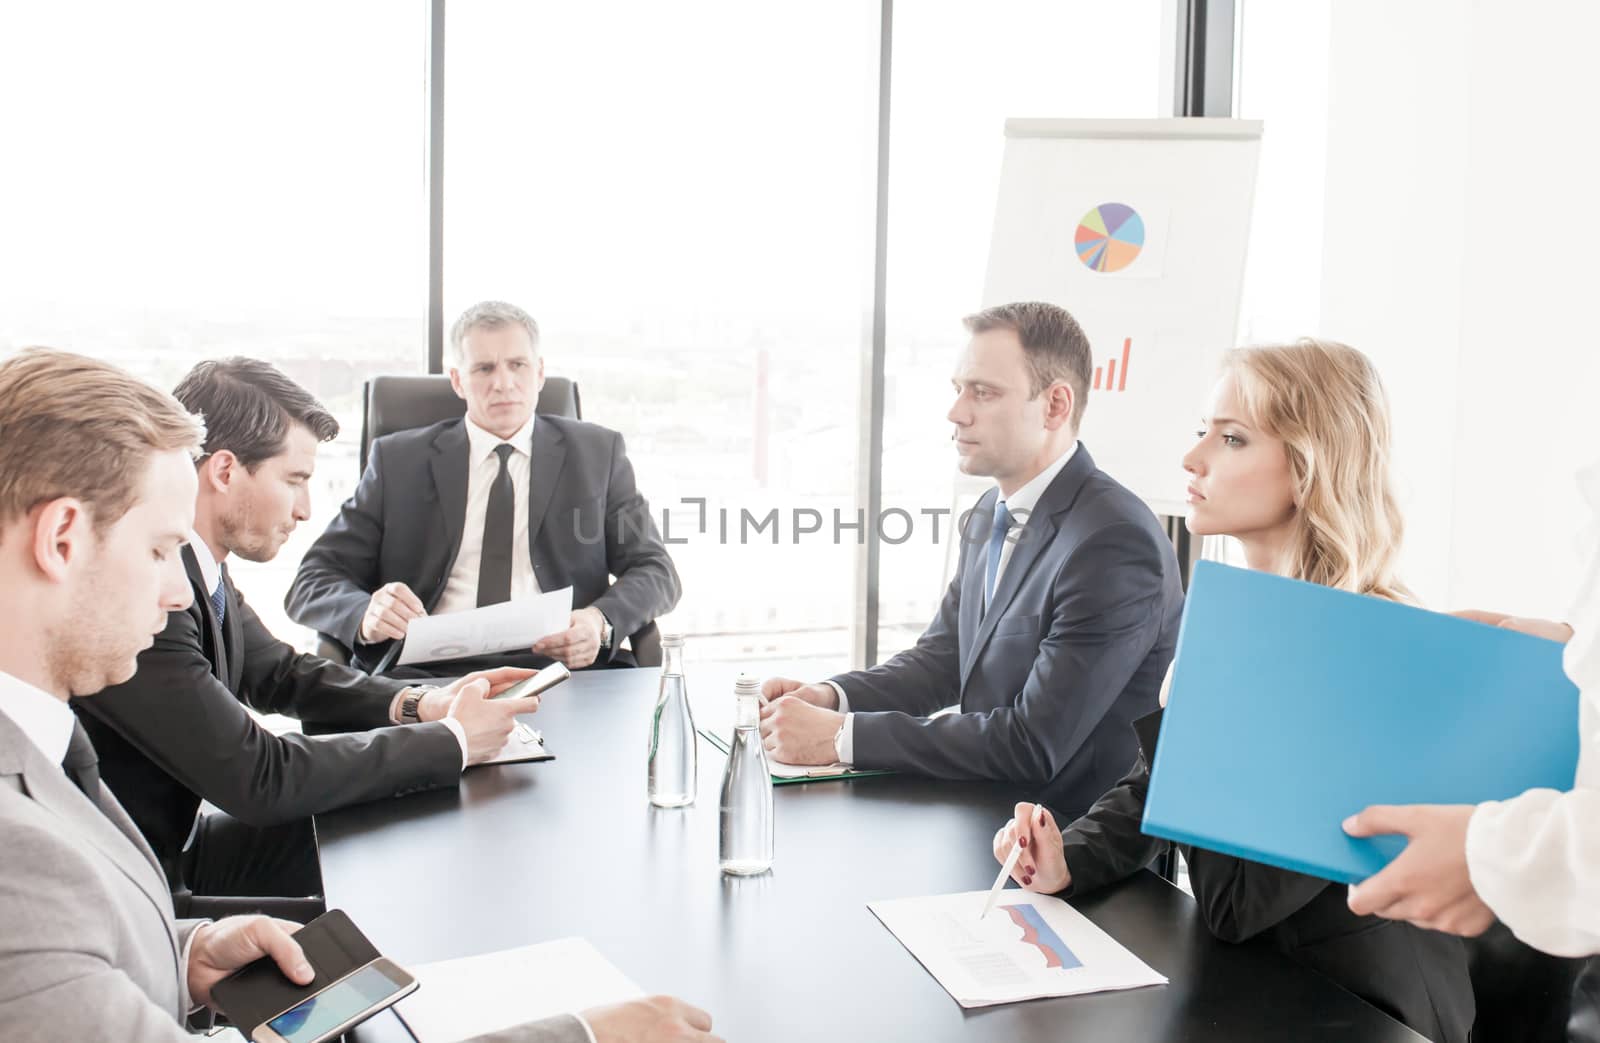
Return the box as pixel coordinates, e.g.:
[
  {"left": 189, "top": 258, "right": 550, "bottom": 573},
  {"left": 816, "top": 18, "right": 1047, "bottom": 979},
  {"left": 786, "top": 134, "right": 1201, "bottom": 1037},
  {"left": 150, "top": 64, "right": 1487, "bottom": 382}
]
[{"left": 697, "top": 728, "right": 894, "bottom": 785}]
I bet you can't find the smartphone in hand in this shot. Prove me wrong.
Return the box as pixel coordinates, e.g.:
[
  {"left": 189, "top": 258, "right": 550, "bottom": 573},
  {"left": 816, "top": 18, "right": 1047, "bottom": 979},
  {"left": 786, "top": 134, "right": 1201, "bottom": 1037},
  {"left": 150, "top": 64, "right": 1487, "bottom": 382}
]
[
  {"left": 212, "top": 910, "right": 417, "bottom": 1043},
  {"left": 491, "top": 662, "right": 571, "bottom": 701},
  {"left": 251, "top": 958, "right": 416, "bottom": 1043}
]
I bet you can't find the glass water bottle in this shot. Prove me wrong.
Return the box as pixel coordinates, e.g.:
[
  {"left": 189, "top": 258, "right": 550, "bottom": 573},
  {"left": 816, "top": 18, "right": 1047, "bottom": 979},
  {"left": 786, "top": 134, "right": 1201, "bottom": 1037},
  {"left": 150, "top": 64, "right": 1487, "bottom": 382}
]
[
  {"left": 718, "top": 674, "right": 774, "bottom": 874},
  {"left": 647, "top": 636, "right": 697, "bottom": 808}
]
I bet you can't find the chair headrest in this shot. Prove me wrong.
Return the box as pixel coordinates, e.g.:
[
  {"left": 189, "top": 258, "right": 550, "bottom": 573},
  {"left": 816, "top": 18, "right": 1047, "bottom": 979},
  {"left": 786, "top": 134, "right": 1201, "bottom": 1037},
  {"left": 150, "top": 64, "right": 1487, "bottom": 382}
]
[{"left": 361, "top": 375, "right": 579, "bottom": 471}]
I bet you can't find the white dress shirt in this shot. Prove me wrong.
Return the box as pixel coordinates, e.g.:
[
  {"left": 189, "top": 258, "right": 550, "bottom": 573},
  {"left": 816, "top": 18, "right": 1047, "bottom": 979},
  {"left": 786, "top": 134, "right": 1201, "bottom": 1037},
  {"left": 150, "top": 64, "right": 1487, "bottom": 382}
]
[
  {"left": 0, "top": 668, "right": 76, "bottom": 767},
  {"left": 188, "top": 530, "right": 223, "bottom": 604},
  {"left": 434, "top": 414, "right": 542, "bottom": 616},
  {"left": 1465, "top": 458, "right": 1600, "bottom": 956},
  {"left": 830, "top": 442, "right": 1080, "bottom": 765}
]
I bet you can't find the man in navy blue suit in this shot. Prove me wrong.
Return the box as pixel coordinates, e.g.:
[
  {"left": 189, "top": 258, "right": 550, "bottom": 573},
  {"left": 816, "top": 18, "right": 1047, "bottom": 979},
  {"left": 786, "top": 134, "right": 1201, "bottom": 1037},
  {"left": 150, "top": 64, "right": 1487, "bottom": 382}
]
[{"left": 760, "top": 302, "right": 1183, "bottom": 819}]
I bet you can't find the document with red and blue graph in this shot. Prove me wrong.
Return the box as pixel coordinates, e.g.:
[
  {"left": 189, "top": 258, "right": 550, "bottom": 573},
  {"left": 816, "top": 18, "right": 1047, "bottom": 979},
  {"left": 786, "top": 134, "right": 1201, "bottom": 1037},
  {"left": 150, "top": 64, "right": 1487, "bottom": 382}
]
[{"left": 867, "top": 891, "right": 1165, "bottom": 1008}]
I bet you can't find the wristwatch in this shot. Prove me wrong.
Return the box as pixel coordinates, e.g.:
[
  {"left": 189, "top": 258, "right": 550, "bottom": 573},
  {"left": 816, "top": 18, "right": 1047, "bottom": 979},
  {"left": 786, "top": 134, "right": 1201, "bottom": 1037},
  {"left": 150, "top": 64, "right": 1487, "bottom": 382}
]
[
  {"left": 399, "top": 685, "right": 436, "bottom": 724},
  {"left": 598, "top": 614, "right": 614, "bottom": 652}
]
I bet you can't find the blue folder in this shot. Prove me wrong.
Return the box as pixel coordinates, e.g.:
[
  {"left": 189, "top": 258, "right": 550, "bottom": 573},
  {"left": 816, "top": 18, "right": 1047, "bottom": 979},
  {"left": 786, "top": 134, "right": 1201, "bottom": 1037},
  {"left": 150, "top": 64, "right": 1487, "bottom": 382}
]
[{"left": 1142, "top": 560, "right": 1581, "bottom": 884}]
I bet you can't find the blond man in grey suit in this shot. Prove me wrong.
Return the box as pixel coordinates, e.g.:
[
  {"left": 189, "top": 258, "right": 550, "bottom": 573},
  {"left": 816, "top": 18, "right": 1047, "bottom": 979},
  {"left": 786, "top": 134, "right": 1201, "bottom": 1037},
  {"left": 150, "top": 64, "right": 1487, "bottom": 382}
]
[{"left": 0, "top": 349, "right": 716, "bottom": 1043}]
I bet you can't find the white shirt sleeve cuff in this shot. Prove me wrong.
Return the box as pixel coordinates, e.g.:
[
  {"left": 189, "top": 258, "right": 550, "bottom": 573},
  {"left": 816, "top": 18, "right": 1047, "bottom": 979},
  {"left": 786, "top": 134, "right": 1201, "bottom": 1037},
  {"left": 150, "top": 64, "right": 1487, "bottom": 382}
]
[
  {"left": 835, "top": 714, "right": 855, "bottom": 766},
  {"left": 180, "top": 920, "right": 214, "bottom": 1014},
  {"left": 825, "top": 682, "right": 854, "bottom": 765},
  {"left": 439, "top": 716, "right": 470, "bottom": 770}
]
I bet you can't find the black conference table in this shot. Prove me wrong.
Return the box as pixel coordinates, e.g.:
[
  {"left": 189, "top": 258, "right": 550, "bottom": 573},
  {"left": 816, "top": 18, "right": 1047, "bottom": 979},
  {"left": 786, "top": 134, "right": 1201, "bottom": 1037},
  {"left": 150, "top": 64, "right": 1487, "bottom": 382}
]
[{"left": 317, "top": 668, "right": 1423, "bottom": 1043}]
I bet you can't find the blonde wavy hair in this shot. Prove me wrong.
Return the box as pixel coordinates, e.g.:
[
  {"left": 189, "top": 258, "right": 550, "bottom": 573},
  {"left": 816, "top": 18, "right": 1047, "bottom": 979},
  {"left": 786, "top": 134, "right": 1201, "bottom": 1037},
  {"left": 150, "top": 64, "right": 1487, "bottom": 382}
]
[{"left": 1222, "top": 339, "right": 1410, "bottom": 601}]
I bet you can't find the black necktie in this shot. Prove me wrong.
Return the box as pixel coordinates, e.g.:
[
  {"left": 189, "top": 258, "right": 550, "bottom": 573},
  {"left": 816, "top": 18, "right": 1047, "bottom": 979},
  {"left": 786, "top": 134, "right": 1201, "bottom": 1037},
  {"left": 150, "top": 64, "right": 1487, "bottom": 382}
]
[
  {"left": 63, "top": 721, "right": 106, "bottom": 810},
  {"left": 476, "top": 443, "right": 516, "bottom": 607}
]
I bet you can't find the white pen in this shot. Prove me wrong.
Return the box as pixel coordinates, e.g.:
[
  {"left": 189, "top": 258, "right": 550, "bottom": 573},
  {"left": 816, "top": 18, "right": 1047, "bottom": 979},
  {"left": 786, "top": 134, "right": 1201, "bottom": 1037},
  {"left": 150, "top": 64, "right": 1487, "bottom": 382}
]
[{"left": 980, "top": 840, "right": 1024, "bottom": 920}]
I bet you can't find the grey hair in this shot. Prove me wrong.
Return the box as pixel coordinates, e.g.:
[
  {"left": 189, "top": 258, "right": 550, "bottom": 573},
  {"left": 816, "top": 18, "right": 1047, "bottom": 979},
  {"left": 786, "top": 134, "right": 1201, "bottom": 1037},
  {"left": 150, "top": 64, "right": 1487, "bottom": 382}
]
[{"left": 449, "top": 300, "right": 541, "bottom": 361}]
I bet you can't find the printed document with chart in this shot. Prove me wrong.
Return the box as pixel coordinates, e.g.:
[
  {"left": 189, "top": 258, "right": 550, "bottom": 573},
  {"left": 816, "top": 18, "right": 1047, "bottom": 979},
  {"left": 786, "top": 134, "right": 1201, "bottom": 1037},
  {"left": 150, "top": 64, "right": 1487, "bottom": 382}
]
[
  {"left": 868, "top": 890, "right": 1166, "bottom": 1008},
  {"left": 397, "top": 586, "right": 572, "bottom": 666}
]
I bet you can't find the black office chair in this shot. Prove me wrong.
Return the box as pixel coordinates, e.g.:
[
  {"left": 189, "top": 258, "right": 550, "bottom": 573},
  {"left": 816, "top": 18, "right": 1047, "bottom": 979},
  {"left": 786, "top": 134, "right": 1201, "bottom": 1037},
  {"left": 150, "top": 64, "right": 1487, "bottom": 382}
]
[
  {"left": 1465, "top": 922, "right": 1587, "bottom": 1042},
  {"left": 317, "top": 374, "right": 663, "bottom": 668},
  {"left": 359, "top": 373, "right": 581, "bottom": 472}
]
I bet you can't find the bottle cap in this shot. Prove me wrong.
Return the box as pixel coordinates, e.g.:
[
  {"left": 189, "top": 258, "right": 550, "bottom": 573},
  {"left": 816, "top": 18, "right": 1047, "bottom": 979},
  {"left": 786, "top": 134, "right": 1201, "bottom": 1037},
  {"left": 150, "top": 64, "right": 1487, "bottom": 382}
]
[{"left": 734, "top": 674, "right": 761, "bottom": 699}]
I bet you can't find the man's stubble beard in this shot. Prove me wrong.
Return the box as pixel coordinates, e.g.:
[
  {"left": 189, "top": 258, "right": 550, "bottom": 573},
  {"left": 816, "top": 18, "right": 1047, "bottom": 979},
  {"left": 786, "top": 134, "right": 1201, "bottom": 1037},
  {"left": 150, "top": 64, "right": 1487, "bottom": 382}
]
[
  {"left": 219, "top": 497, "right": 276, "bottom": 565},
  {"left": 47, "top": 574, "right": 139, "bottom": 698}
]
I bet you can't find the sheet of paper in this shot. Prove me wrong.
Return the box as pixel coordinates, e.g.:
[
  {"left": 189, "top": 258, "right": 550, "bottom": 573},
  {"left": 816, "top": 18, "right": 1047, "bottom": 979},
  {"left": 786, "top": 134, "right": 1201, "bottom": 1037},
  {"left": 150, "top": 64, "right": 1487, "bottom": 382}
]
[
  {"left": 397, "top": 587, "right": 573, "bottom": 666},
  {"left": 395, "top": 937, "right": 642, "bottom": 1043},
  {"left": 751, "top": 742, "right": 887, "bottom": 781},
  {"left": 768, "top": 757, "right": 859, "bottom": 779},
  {"left": 476, "top": 721, "right": 549, "bottom": 767},
  {"left": 457, "top": 719, "right": 550, "bottom": 771},
  {"left": 700, "top": 728, "right": 876, "bottom": 780},
  {"left": 868, "top": 890, "right": 1166, "bottom": 1009}
]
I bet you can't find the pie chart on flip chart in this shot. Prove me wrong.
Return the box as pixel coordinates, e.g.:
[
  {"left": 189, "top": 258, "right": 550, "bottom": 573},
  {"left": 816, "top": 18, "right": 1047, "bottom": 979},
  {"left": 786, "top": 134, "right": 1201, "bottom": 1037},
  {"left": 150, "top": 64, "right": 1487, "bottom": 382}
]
[{"left": 1075, "top": 203, "right": 1145, "bottom": 273}]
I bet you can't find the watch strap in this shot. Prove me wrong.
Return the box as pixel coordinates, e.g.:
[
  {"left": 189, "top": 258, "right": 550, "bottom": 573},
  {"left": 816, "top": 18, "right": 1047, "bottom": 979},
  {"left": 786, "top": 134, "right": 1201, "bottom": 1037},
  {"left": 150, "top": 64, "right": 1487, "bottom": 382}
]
[{"left": 400, "top": 685, "right": 435, "bottom": 723}]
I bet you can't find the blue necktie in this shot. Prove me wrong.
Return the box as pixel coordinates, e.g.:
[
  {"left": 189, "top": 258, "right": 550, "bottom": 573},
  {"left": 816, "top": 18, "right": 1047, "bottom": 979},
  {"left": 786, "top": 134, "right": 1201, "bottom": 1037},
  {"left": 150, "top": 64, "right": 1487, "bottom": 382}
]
[
  {"left": 210, "top": 578, "right": 226, "bottom": 625},
  {"left": 984, "top": 501, "right": 1014, "bottom": 608}
]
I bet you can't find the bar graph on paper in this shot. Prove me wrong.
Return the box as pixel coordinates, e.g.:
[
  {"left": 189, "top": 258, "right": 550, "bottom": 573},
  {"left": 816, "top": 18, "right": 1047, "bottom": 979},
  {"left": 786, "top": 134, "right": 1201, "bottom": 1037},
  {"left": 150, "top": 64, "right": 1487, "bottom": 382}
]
[{"left": 1093, "top": 337, "right": 1133, "bottom": 392}]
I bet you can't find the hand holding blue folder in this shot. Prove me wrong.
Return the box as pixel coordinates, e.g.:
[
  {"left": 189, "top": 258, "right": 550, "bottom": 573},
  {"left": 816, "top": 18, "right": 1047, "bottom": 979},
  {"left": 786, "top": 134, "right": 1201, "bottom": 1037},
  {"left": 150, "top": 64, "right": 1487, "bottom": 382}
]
[{"left": 1142, "top": 561, "right": 1581, "bottom": 883}]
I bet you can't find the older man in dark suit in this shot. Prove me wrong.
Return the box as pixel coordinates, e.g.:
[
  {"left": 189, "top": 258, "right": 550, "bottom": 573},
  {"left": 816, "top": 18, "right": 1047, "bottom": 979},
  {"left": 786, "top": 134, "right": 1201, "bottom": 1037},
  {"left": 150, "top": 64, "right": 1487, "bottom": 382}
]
[{"left": 286, "top": 300, "right": 680, "bottom": 676}]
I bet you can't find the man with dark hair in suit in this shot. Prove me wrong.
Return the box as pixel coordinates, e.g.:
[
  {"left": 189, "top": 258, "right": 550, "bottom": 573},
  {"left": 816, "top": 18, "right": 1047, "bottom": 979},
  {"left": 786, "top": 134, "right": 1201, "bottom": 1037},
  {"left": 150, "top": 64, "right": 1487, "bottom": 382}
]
[
  {"left": 760, "top": 302, "right": 1184, "bottom": 821},
  {"left": 285, "top": 300, "right": 681, "bottom": 676},
  {"left": 74, "top": 357, "right": 542, "bottom": 911}
]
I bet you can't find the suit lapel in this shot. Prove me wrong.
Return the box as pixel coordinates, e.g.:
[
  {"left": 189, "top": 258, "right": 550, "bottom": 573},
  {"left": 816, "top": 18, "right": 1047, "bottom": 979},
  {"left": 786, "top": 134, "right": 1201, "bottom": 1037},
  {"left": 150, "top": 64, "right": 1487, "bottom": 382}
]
[
  {"left": 182, "top": 546, "right": 228, "bottom": 684},
  {"left": 0, "top": 714, "right": 179, "bottom": 971},
  {"left": 957, "top": 493, "right": 995, "bottom": 684},
  {"left": 526, "top": 419, "right": 568, "bottom": 557},
  {"left": 428, "top": 421, "right": 472, "bottom": 605},
  {"left": 960, "top": 447, "right": 1099, "bottom": 689},
  {"left": 222, "top": 568, "right": 245, "bottom": 692}
]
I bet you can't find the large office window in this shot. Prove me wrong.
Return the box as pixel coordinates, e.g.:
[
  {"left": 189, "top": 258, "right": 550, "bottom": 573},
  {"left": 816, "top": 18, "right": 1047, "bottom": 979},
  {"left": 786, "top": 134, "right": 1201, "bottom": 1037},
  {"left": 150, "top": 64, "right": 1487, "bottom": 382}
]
[
  {"left": 0, "top": 3, "right": 428, "bottom": 645},
  {"left": 1181, "top": 0, "right": 1332, "bottom": 573},
  {"left": 445, "top": 1, "right": 880, "bottom": 671},
  {"left": 876, "top": 1, "right": 1169, "bottom": 657},
  {"left": 1234, "top": 0, "right": 1332, "bottom": 344},
  {"left": 3, "top": 3, "right": 1187, "bottom": 665}
]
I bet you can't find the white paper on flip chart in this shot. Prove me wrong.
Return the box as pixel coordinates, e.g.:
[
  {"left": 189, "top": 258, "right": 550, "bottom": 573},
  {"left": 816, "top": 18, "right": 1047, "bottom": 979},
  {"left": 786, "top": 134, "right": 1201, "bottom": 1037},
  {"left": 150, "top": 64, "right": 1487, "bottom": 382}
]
[
  {"left": 396, "top": 937, "right": 642, "bottom": 1043},
  {"left": 397, "top": 587, "right": 573, "bottom": 666},
  {"left": 868, "top": 890, "right": 1167, "bottom": 1009}
]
